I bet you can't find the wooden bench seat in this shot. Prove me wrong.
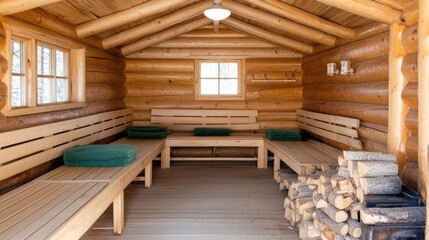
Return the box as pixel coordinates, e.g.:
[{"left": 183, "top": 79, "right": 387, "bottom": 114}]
[
  {"left": 145, "top": 109, "right": 267, "bottom": 169},
  {"left": 0, "top": 109, "right": 165, "bottom": 239},
  {"left": 265, "top": 109, "right": 362, "bottom": 179}
]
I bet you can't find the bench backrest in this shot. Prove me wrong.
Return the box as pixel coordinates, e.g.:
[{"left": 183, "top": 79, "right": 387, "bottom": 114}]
[
  {"left": 0, "top": 108, "right": 133, "bottom": 181},
  {"left": 150, "top": 109, "right": 259, "bottom": 132},
  {"left": 296, "top": 109, "right": 363, "bottom": 150}
]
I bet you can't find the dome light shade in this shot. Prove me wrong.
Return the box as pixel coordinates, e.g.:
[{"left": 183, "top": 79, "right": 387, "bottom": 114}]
[{"left": 204, "top": 5, "right": 231, "bottom": 21}]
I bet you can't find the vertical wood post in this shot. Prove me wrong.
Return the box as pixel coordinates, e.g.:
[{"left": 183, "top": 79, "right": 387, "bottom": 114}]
[
  {"left": 417, "top": 0, "right": 429, "bottom": 236},
  {"left": 274, "top": 155, "right": 280, "bottom": 183},
  {"left": 113, "top": 191, "right": 125, "bottom": 235},
  {"left": 144, "top": 161, "right": 153, "bottom": 188},
  {"left": 387, "top": 23, "right": 408, "bottom": 172}
]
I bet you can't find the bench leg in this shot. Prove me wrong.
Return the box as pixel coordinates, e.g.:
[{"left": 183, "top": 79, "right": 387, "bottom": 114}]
[
  {"left": 145, "top": 161, "right": 153, "bottom": 188},
  {"left": 161, "top": 146, "right": 170, "bottom": 169},
  {"left": 257, "top": 146, "right": 267, "bottom": 169},
  {"left": 274, "top": 155, "right": 280, "bottom": 183},
  {"left": 113, "top": 191, "right": 124, "bottom": 235}
]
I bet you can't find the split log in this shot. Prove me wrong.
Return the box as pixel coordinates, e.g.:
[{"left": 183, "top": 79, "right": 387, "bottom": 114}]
[
  {"left": 352, "top": 172, "right": 360, "bottom": 188},
  {"left": 401, "top": 82, "right": 418, "bottom": 107},
  {"left": 321, "top": 203, "right": 348, "bottom": 223},
  {"left": 338, "top": 157, "right": 347, "bottom": 167},
  {"left": 350, "top": 203, "right": 362, "bottom": 220},
  {"left": 357, "top": 161, "right": 398, "bottom": 177},
  {"left": 313, "top": 193, "right": 328, "bottom": 209},
  {"left": 298, "top": 184, "right": 313, "bottom": 198},
  {"left": 314, "top": 211, "right": 348, "bottom": 235},
  {"left": 337, "top": 167, "right": 350, "bottom": 178},
  {"left": 360, "top": 207, "right": 426, "bottom": 225},
  {"left": 337, "top": 180, "right": 355, "bottom": 193},
  {"left": 303, "top": 208, "right": 316, "bottom": 221},
  {"left": 402, "top": 24, "right": 418, "bottom": 53},
  {"left": 284, "top": 197, "right": 291, "bottom": 209},
  {"left": 330, "top": 175, "right": 344, "bottom": 189},
  {"left": 302, "top": 220, "right": 321, "bottom": 239},
  {"left": 327, "top": 192, "right": 352, "bottom": 210},
  {"left": 297, "top": 197, "right": 316, "bottom": 215},
  {"left": 303, "top": 32, "right": 389, "bottom": 70},
  {"left": 318, "top": 182, "right": 332, "bottom": 196},
  {"left": 359, "top": 176, "right": 402, "bottom": 195},
  {"left": 302, "top": 100, "right": 389, "bottom": 125},
  {"left": 320, "top": 230, "right": 344, "bottom": 240},
  {"left": 303, "top": 81, "right": 388, "bottom": 105},
  {"left": 343, "top": 151, "right": 396, "bottom": 161},
  {"left": 303, "top": 56, "right": 388, "bottom": 85},
  {"left": 347, "top": 219, "right": 362, "bottom": 238},
  {"left": 347, "top": 160, "right": 358, "bottom": 176},
  {"left": 402, "top": 52, "right": 418, "bottom": 82}
]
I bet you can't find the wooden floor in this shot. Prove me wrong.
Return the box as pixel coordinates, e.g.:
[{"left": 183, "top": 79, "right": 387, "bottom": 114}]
[{"left": 82, "top": 161, "right": 299, "bottom": 240}]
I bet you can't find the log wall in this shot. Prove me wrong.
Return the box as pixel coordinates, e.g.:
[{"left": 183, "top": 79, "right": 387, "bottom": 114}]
[
  {"left": 302, "top": 32, "right": 390, "bottom": 152},
  {"left": 0, "top": 10, "right": 126, "bottom": 191},
  {"left": 125, "top": 58, "right": 303, "bottom": 132}
]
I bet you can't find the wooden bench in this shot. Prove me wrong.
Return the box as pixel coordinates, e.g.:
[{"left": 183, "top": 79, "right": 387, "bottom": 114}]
[
  {"left": 146, "top": 109, "right": 267, "bottom": 169},
  {"left": 265, "top": 109, "right": 362, "bottom": 179},
  {"left": 0, "top": 109, "right": 165, "bottom": 239}
]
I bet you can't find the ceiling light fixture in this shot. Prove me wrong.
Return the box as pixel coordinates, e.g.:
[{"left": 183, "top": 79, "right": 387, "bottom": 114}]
[{"left": 204, "top": 4, "right": 231, "bottom": 21}]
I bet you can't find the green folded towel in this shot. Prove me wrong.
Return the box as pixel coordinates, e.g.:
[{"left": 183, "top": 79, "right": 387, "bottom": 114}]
[
  {"left": 193, "top": 128, "right": 230, "bottom": 136},
  {"left": 128, "top": 126, "right": 168, "bottom": 133},
  {"left": 128, "top": 131, "right": 167, "bottom": 139},
  {"left": 64, "top": 144, "right": 137, "bottom": 167},
  {"left": 265, "top": 129, "right": 301, "bottom": 141}
]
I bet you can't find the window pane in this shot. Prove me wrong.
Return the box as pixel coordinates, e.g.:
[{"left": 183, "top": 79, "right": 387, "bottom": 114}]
[
  {"left": 220, "top": 79, "right": 238, "bottom": 95},
  {"left": 38, "top": 77, "right": 53, "bottom": 104},
  {"left": 220, "top": 63, "right": 238, "bottom": 78},
  {"left": 201, "top": 79, "right": 218, "bottom": 95},
  {"left": 56, "top": 49, "right": 68, "bottom": 77},
  {"left": 37, "top": 45, "right": 53, "bottom": 75},
  {"left": 12, "top": 40, "right": 24, "bottom": 74},
  {"left": 11, "top": 76, "right": 26, "bottom": 107},
  {"left": 201, "top": 63, "right": 218, "bottom": 78},
  {"left": 56, "top": 78, "right": 68, "bottom": 102}
]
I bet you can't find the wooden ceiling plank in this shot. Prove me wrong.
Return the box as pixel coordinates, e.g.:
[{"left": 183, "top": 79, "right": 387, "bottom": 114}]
[
  {"left": 244, "top": 0, "right": 356, "bottom": 39},
  {"left": 313, "top": 0, "right": 401, "bottom": 24},
  {"left": 121, "top": 17, "right": 212, "bottom": 56},
  {"left": 222, "top": 17, "right": 313, "bottom": 54},
  {"left": 221, "top": 0, "right": 337, "bottom": 46},
  {"left": 76, "top": 0, "right": 196, "bottom": 38},
  {"left": 0, "top": 0, "right": 61, "bottom": 15},
  {"left": 102, "top": 0, "right": 213, "bottom": 49}
]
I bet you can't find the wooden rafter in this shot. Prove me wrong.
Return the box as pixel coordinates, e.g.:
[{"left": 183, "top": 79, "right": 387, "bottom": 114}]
[
  {"left": 241, "top": 0, "right": 356, "bottom": 39},
  {"left": 313, "top": 0, "right": 401, "bottom": 24},
  {"left": 102, "top": 0, "right": 213, "bottom": 49},
  {"left": 76, "top": 0, "right": 196, "bottom": 38},
  {"left": 222, "top": 17, "right": 313, "bottom": 54},
  {"left": 152, "top": 37, "right": 276, "bottom": 48},
  {"left": 0, "top": 0, "right": 61, "bottom": 15},
  {"left": 221, "top": 0, "right": 336, "bottom": 46},
  {"left": 121, "top": 17, "right": 212, "bottom": 56},
  {"left": 213, "top": 20, "right": 220, "bottom": 33}
]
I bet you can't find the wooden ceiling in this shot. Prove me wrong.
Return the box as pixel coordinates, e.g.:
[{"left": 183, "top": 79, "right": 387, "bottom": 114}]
[{"left": 7, "top": 0, "right": 417, "bottom": 57}]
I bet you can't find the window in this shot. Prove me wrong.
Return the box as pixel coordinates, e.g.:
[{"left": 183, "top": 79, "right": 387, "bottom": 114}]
[
  {"left": 11, "top": 39, "right": 26, "bottom": 107},
  {"left": 3, "top": 20, "right": 86, "bottom": 117},
  {"left": 195, "top": 60, "right": 244, "bottom": 100},
  {"left": 37, "top": 44, "right": 69, "bottom": 104}
]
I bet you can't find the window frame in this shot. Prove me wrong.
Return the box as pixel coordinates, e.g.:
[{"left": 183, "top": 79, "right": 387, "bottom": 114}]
[
  {"left": 1, "top": 17, "right": 86, "bottom": 117},
  {"left": 10, "top": 37, "right": 28, "bottom": 108},
  {"left": 195, "top": 59, "right": 245, "bottom": 100}
]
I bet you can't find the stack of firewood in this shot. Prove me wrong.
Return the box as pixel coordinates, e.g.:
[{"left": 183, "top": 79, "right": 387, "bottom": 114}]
[{"left": 281, "top": 151, "right": 400, "bottom": 240}]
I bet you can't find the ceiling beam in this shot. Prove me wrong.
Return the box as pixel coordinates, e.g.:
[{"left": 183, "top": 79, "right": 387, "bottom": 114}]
[
  {"left": 121, "top": 17, "right": 212, "bottom": 56},
  {"left": 248, "top": 0, "right": 355, "bottom": 39},
  {"left": 126, "top": 48, "right": 302, "bottom": 59},
  {"left": 0, "top": 0, "right": 61, "bottom": 15},
  {"left": 180, "top": 28, "right": 247, "bottom": 37},
  {"left": 102, "top": 0, "right": 213, "bottom": 49},
  {"left": 76, "top": 0, "right": 195, "bottom": 38},
  {"left": 213, "top": 20, "right": 220, "bottom": 33},
  {"left": 313, "top": 0, "right": 401, "bottom": 24},
  {"left": 222, "top": 17, "right": 313, "bottom": 54},
  {"left": 221, "top": 0, "right": 336, "bottom": 46},
  {"left": 152, "top": 37, "right": 276, "bottom": 48}
]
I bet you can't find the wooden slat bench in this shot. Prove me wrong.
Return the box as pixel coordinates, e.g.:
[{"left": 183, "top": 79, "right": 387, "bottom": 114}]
[
  {"left": 0, "top": 109, "right": 165, "bottom": 239},
  {"left": 145, "top": 109, "right": 266, "bottom": 169},
  {"left": 265, "top": 109, "right": 362, "bottom": 178}
]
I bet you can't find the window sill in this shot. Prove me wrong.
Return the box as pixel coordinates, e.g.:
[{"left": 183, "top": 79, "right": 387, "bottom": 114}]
[
  {"left": 4, "top": 102, "right": 87, "bottom": 117},
  {"left": 195, "top": 96, "right": 245, "bottom": 101}
]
